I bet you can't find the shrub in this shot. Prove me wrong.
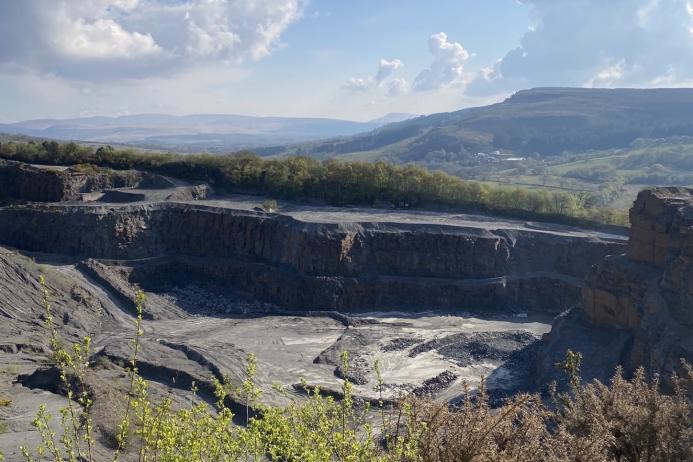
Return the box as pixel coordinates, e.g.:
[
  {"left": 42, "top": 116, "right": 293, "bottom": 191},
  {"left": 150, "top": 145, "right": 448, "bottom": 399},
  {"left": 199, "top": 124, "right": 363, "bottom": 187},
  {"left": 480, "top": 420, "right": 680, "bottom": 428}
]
[
  {"left": 261, "top": 199, "right": 278, "bottom": 213},
  {"left": 410, "top": 352, "right": 692, "bottom": 462}
]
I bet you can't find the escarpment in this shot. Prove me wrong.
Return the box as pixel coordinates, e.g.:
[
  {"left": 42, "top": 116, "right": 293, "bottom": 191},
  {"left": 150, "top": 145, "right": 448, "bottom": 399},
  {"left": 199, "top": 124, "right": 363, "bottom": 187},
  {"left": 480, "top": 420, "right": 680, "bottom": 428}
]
[
  {"left": 534, "top": 188, "right": 693, "bottom": 387},
  {"left": 0, "top": 198, "right": 624, "bottom": 313},
  {"left": 584, "top": 188, "right": 693, "bottom": 329},
  {"left": 0, "top": 159, "right": 142, "bottom": 202}
]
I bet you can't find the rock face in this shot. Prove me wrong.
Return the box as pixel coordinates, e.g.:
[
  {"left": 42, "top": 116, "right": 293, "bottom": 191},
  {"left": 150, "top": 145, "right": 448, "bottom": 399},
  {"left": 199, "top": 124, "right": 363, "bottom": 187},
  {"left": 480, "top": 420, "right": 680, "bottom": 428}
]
[
  {"left": 0, "top": 159, "right": 142, "bottom": 202},
  {"left": 0, "top": 158, "right": 628, "bottom": 314},
  {"left": 0, "top": 160, "right": 79, "bottom": 202},
  {"left": 630, "top": 188, "right": 693, "bottom": 320},
  {"left": 535, "top": 188, "right": 693, "bottom": 387},
  {"left": 0, "top": 200, "right": 624, "bottom": 313},
  {"left": 584, "top": 188, "right": 693, "bottom": 329}
]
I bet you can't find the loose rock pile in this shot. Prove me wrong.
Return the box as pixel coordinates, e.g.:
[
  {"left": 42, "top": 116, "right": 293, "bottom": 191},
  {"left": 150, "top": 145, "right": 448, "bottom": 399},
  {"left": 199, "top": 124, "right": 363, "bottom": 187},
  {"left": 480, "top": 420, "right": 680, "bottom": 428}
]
[
  {"left": 380, "top": 337, "right": 421, "bottom": 352},
  {"left": 410, "top": 331, "right": 539, "bottom": 367},
  {"left": 413, "top": 370, "right": 459, "bottom": 396},
  {"left": 159, "top": 284, "right": 274, "bottom": 316}
]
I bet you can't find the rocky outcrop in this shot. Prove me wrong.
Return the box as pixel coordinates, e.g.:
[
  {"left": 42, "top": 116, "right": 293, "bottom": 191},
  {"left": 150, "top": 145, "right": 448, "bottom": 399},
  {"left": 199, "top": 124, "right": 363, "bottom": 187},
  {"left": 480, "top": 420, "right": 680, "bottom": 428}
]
[
  {"left": 532, "top": 188, "right": 693, "bottom": 387},
  {"left": 0, "top": 160, "right": 77, "bottom": 202},
  {"left": 628, "top": 187, "right": 693, "bottom": 267},
  {"left": 0, "top": 201, "right": 624, "bottom": 313},
  {"left": 584, "top": 188, "right": 693, "bottom": 329},
  {"left": 582, "top": 255, "right": 657, "bottom": 329},
  {"left": 0, "top": 159, "right": 142, "bottom": 202},
  {"left": 0, "top": 203, "right": 621, "bottom": 277}
]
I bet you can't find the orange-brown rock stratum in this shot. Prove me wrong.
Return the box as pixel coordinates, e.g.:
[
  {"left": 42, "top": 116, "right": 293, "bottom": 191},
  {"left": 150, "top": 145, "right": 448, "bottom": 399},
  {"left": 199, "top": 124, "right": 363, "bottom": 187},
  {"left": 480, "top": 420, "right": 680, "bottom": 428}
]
[{"left": 534, "top": 187, "right": 693, "bottom": 389}]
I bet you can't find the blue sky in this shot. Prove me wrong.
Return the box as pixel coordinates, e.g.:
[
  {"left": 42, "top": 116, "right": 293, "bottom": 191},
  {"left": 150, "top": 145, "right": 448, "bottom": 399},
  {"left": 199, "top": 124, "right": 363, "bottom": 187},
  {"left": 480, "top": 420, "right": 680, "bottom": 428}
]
[
  {"left": 1, "top": 0, "right": 693, "bottom": 122},
  {"left": 228, "top": 0, "right": 530, "bottom": 119}
]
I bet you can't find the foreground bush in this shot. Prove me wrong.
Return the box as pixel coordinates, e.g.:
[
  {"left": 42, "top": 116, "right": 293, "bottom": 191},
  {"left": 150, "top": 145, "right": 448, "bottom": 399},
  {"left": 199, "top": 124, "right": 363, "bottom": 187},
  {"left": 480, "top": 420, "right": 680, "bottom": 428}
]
[
  {"left": 7, "top": 281, "right": 691, "bottom": 462},
  {"left": 413, "top": 352, "right": 692, "bottom": 462},
  {"left": 0, "top": 140, "right": 627, "bottom": 226}
]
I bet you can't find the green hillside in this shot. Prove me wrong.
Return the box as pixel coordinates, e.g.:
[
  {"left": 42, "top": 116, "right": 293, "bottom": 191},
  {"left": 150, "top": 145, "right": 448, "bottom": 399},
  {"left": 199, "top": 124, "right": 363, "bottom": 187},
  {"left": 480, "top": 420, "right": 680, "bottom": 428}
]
[{"left": 262, "top": 87, "right": 693, "bottom": 160}]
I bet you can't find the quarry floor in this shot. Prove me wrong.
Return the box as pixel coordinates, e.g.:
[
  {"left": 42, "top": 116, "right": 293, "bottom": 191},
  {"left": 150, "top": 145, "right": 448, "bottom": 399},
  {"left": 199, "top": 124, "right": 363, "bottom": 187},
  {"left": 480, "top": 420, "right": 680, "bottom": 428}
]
[{"left": 0, "top": 253, "right": 552, "bottom": 458}]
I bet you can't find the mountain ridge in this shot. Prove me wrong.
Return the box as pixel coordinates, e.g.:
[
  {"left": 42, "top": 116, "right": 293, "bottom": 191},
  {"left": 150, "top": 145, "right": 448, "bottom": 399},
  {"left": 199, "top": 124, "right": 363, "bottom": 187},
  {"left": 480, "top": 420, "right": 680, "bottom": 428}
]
[{"left": 259, "top": 87, "right": 693, "bottom": 162}]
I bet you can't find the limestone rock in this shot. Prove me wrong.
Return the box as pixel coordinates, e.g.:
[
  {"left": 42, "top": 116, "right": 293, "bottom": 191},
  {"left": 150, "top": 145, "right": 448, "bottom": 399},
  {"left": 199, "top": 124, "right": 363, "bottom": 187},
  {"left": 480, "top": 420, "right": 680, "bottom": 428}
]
[
  {"left": 0, "top": 202, "right": 623, "bottom": 313},
  {"left": 0, "top": 159, "right": 143, "bottom": 202},
  {"left": 535, "top": 187, "right": 693, "bottom": 388}
]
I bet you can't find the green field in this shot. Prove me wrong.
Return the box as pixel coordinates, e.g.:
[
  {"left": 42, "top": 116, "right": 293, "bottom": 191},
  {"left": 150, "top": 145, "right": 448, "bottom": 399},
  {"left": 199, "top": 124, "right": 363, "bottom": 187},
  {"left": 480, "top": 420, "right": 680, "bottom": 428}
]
[{"left": 425, "top": 138, "right": 693, "bottom": 211}]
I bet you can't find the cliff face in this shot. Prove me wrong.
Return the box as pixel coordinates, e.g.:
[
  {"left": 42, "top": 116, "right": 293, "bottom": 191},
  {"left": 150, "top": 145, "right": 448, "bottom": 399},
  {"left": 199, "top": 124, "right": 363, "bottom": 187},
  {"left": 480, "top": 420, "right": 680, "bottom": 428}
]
[
  {"left": 538, "top": 188, "right": 693, "bottom": 385},
  {"left": 0, "top": 202, "right": 624, "bottom": 313},
  {"left": 630, "top": 188, "right": 693, "bottom": 321},
  {"left": 0, "top": 160, "right": 76, "bottom": 202},
  {"left": 0, "top": 157, "right": 628, "bottom": 314},
  {"left": 584, "top": 188, "right": 693, "bottom": 329},
  {"left": 0, "top": 159, "right": 141, "bottom": 203}
]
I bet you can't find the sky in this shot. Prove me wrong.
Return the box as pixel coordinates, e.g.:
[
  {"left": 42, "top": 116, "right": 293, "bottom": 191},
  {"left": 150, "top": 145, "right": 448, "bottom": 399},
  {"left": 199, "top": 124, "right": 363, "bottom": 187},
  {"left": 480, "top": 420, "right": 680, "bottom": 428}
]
[{"left": 1, "top": 0, "right": 693, "bottom": 122}]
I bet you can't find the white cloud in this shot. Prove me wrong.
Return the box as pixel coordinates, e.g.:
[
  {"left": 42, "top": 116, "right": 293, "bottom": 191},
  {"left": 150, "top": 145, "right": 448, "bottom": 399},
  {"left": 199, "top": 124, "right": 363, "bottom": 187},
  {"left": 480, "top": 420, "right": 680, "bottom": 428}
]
[
  {"left": 343, "top": 58, "right": 404, "bottom": 92},
  {"left": 375, "top": 58, "right": 404, "bottom": 83},
  {"left": 583, "top": 60, "right": 625, "bottom": 87},
  {"left": 180, "top": 0, "right": 304, "bottom": 61},
  {"left": 637, "top": 0, "right": 661, "bottom": 27},
  {"left": 387, "top": 78, "right": 409, "bottom": 96},
  {"left": 413, "top": 32, "right": 470, "bottom": 91},
  {"left": 0, "top": 0, "right": 306, "bottom": 79},
  {"left": 54, "top": 17, "right": 160, "bottom": 59},
  {"left": 343, "top": 77, "right": 373, "bottom": 91},
  {"left": 468, "top": 0, "right": 693, "bottom": 95}
]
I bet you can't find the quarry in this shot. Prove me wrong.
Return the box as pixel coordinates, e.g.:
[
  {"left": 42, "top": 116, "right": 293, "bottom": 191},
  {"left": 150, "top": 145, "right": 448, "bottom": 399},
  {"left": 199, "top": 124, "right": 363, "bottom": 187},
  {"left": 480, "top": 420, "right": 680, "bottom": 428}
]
[{"left": 0, "top": 160, "right": 691, "bottom": 458}]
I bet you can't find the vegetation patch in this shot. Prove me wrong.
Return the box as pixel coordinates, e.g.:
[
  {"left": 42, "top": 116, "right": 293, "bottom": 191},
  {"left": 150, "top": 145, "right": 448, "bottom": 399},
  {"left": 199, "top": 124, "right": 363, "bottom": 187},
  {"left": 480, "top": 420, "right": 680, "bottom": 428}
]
[
  {"left": 0, "top": 139, "right": 628, "bottom": 227},
  {"left": 261, "top": 198, "right": 278, "bottom": 213}
]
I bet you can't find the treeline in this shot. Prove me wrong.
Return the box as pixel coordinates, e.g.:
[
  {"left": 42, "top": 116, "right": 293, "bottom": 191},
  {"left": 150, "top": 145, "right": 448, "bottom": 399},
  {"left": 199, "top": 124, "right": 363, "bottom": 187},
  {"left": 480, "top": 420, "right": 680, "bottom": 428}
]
[{"left": 0, "top": 140, "right": 628, "bottom": 226}]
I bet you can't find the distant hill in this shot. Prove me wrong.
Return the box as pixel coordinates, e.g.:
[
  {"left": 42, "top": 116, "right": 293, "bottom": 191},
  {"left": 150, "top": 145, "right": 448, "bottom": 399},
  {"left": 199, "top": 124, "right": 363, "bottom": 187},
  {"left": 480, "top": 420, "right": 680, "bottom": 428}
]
[
  {"left": 367, "top": 112, "right": 420, "bottom": 125},
  {"left": 0, "top": 113, "right": 412, "bottom": 153},
  {"left": 259, "top": 87, "right": 693, "bottom": 161}
]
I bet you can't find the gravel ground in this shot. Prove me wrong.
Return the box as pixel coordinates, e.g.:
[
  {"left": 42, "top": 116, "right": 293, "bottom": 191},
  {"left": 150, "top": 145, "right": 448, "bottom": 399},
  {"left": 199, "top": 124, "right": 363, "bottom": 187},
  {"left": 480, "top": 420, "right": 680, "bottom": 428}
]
[
  {"left": 409, "top": 331, "right": 540, "bottom": 367},
  {"left": 413, "top": 370, "right": 459, "bottom": 396},
  {"left": 380, "top": 337, "right": 421, "bottom": 352}
]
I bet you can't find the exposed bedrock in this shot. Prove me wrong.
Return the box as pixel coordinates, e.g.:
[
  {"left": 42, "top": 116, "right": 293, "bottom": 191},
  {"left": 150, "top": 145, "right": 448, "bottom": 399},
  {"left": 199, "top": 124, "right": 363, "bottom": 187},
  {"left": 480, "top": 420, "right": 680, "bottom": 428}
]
[
  {"left": 584, "top": 188, "right": 693, "bottom": 329},
  {"left": 123, "top": 256, "right": 585, "bottom": 313},
  {"left": 530, "top": 188, "right": 693, "bottom": 388},
  {"left": 0, "top": 159, "right": 143, "bottom": 202},
  {"left": 0, "top": 202, "right": 624, "bottom": 313},
  {"left": 0, "top": 158, "right": 209, "bottom": 205}
]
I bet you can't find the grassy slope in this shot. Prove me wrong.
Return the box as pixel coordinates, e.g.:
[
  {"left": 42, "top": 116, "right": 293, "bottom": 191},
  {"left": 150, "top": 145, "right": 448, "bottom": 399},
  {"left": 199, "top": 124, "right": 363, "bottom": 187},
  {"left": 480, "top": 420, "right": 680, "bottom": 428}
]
[{"left": 261, "top": 87, "right": 693, "bottom": 161}]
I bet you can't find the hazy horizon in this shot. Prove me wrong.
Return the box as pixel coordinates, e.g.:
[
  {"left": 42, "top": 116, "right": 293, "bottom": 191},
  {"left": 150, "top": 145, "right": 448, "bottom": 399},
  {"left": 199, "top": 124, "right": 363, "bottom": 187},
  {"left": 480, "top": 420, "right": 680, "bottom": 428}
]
[{"left": 3, "top": 111, "right": 420, "bottom": 125}]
